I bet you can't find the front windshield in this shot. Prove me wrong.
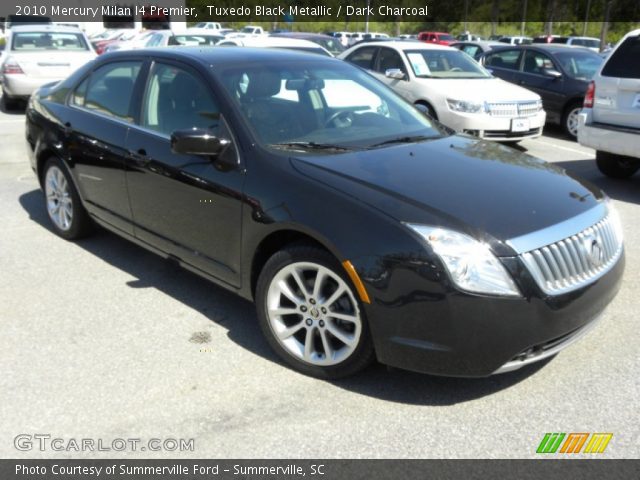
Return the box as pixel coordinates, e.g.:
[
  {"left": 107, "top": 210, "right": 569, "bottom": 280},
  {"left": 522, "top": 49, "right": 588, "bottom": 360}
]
[
  {"left": 555, "top": 50, "right": 603, "bottom": 80},
  {"left": 216, "top": 60, "right": 446, "bottom": 150},
  {"left": 403, "top": 49, "right": 491, "bottom": 78}
]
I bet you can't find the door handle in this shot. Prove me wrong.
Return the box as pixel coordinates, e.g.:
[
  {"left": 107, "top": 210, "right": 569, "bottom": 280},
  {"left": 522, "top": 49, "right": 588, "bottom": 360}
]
[{"left": 128, "top": 148, "right": 152, "bottom": 167}]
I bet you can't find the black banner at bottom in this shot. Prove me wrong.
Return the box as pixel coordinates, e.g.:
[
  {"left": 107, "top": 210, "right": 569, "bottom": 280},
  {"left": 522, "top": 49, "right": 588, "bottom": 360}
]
[{"left": 1, "top": 460, "right": 639, "bottom": 480}]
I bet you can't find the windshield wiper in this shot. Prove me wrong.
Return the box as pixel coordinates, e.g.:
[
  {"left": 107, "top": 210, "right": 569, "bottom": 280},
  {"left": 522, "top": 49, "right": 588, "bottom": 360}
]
[
  {"left": 369, "top": 135, "right": 438, "bottom": 148},
  {"left": 270, "top": 141, "right": 355, "bottom": 152}
]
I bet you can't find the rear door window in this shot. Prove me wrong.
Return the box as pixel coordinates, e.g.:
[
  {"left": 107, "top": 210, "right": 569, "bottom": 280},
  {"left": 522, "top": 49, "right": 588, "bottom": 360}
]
[
  {"left": 484, "top": 49, "right": 522, "bottom": 70},
  {"left": 346, "top": 46, "right": 377, "bottom": 70},
  {"left": 78, "top": 61, "right": 142, "bottom": 122},
  {"left": 602, "top": 35, "right": 640, "bottom": 78}
]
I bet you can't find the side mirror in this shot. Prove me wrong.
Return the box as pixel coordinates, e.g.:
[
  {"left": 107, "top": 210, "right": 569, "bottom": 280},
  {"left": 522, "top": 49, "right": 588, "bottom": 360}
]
[
  {"left": 544, "top": 68, "right": 562, "bottom": 79},
  {"left": 385, "top": 68, "right": 406, "bottom": 80},
  {"left": 171, "top": 128, "right": 231, "bottom": 157}
]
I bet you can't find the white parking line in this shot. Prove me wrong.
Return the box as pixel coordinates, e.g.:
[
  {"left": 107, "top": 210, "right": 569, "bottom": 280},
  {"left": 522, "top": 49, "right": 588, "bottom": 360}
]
[{"left": 536, "top": 139, "right": 595, "bottom": 157}]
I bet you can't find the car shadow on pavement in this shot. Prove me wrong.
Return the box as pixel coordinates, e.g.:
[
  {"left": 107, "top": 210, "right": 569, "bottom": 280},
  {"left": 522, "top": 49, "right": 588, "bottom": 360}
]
[
  {"left": 0, "top": 91, "right": 26, "bottom": 115},
  {"left": 553, "top": 159, "right": 640, "bottom": 206},
  {"left": 19, "top": 188, "right": 552, "bottom": 405}
]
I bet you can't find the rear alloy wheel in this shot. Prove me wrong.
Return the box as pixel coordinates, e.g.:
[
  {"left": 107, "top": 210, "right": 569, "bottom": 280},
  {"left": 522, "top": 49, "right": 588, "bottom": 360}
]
[
  {"left": 596, "top": 150, "right": 640, "bottom": 179},
  {"left": 43, "top": 158, "right": 92, "bottom": 239},
  {"left": 563, "top": 101, "right": 582, "bottom": 139},
  {"left": 256, "top": 245, "right": 374, "bottom": 378}
]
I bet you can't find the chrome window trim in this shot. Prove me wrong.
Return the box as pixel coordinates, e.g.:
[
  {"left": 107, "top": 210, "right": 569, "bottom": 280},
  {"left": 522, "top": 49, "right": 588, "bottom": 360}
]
[{"left": 506, "top": 203, "right": 607, "bottom": 254}]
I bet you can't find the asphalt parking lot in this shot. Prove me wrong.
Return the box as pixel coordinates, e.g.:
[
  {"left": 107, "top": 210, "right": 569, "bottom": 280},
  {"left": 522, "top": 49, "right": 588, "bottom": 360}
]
[{"left": 1, "top": 96, "right": 638, "bottom": 459}]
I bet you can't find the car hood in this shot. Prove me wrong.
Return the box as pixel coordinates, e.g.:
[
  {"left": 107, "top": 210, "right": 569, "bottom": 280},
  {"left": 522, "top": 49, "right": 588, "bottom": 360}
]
[
  {"left": 419, "top": 77, "right": 540, "bottom": 102},
  {"left": 291, "top": 136, "right": 604, "bottom": 255}
]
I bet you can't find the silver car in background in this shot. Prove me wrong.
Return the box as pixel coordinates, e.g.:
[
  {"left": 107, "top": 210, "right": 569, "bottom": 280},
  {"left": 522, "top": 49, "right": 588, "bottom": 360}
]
[{"left": 0, "top": 25, "right": 96, "bottom": 109}]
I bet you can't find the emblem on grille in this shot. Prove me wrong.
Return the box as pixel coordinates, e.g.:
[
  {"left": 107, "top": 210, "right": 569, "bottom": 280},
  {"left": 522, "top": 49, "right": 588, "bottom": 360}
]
[{"left": 585, "top": 235, "right": 605, "bottom": 268}]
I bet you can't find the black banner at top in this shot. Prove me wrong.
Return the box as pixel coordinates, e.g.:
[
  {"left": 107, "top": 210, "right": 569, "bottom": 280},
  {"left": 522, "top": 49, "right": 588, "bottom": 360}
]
[{"left": 1, "top": 1, "right": 640, "bottom": 23}]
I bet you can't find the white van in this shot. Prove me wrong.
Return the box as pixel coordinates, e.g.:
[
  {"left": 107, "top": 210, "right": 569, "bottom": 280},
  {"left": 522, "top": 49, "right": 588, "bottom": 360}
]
[{"left": 578, "top": 29, "right": 640, "bottom": 178}]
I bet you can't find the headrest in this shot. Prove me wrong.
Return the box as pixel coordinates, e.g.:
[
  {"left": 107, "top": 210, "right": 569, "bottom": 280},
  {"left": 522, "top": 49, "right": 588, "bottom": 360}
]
[
  {"left": 245, "top": 71, "right": 282, "bottom": 99},
  {"left": 169, "top": 72, "right": 202, "bottom": 106}
]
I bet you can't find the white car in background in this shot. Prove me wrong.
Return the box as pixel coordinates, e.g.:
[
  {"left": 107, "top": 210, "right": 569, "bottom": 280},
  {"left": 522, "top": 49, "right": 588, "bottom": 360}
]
[
  {"left": 217, "top": 37, "right": 332, "bottom": 56},
  {"left": 578, "top": 29, "right": 640, "bottom": 178},
  {"left": 331, "top": 31, "right": 351, "bottom": 47},
  {"left": 340, "top": 41, "right": 546, "bottom": 142},
  {"left": 144, "top": 30, "right": 224, "bottom": 48},
  {"left": 103, "top": 30, "right": 154, "bottom": 53},
  {"left": 192, "top": 22, "right": 222, "bottom": 31},
  {"left": 498, "top": 36, "right": 533, "bottom": 45},
  {"left": 1, "top": 25, "right": 95, "bottom": 109}
]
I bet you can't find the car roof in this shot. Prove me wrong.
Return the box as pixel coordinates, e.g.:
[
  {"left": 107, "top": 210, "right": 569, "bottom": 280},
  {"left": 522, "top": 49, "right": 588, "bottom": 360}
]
[
  {"left": 270, "top": 32, "right": 335, "bottom": 40},
  {"left": 351, "top": 40, "right": 453, "bottom": 50},
  {"left": 454, "top": 40, "right": 502, "bottom": 47},
  {"left": 106, "top": 46, "right": 339, "bottom": 66},
  {"left": 483, "top": 43, "right": 597, "bottom": 54},
  {"left": 8, "top": 24, "right": 83, "bottom": 33},
  {"left": 219, "top": 37, "right": 322, "bottom": 48}
]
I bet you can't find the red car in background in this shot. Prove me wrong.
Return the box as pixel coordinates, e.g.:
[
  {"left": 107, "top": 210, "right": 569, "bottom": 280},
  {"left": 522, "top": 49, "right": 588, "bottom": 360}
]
[
  {"left": 91, "top": 30, "right": 141, "bottom": 55},
  {"left": 418, "top": 31, "right": 456, "bottom": 45}
]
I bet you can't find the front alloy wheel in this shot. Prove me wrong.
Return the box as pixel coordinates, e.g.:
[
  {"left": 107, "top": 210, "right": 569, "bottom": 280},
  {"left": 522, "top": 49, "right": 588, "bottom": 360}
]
[{"left": 256, "top": 245, "right": 374, "bottom": 378}]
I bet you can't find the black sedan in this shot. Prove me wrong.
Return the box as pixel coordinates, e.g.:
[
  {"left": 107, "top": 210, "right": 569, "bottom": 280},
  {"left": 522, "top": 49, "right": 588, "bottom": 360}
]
[
  {"left": 26, "top": 48, "right": 623, "bottom": 378},
  {"left": 479, "top": 44, "right": 603, "bottom": 138}
]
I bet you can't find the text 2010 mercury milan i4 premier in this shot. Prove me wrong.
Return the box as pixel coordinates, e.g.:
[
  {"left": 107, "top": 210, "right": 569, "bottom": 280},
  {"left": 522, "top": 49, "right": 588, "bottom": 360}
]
[{"left": 25, "top": 48, "right": 624, "bottom": 378}]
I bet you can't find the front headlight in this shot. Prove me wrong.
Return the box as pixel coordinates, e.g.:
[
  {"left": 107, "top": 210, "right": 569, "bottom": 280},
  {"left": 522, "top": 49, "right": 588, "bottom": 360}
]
[
  {"left": 406, "top": 224, "right": 521, "bottom": 297},
  {"left": 446, "top": 99, "right": 485, "bottom": 114}
]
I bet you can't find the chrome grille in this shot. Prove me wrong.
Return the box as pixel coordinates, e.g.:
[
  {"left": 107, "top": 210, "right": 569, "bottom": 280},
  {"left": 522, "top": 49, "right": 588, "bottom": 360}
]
[
  {"left": 520, "top": 214, "right": 623, "bottom": 295},
  {"left": 486, "top": 101, "right": 540, "bottom": 118}
]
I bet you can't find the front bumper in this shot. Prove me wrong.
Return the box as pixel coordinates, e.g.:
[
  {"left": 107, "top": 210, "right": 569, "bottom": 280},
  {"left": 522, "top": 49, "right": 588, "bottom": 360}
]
[
  {"left": 359, "top": 250, "right": 624, "bottom": 377},
  {"left": 443, "top": 110, "right": 546, "bottom": 141},
  {"left": 1, "top": 74, "right": 61, "bottom": 98},
  {"left": 578, "top": 111, "right": 640, "bottom": 159}
]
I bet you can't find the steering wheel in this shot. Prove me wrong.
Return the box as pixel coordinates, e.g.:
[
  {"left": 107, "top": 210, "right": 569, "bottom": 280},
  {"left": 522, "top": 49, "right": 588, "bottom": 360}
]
[
  {"left": 324, "top": 110, "right": 354, "bottom": 128},
  {"left": 450, "top": 67, "right": 463, "bottom": 72}
]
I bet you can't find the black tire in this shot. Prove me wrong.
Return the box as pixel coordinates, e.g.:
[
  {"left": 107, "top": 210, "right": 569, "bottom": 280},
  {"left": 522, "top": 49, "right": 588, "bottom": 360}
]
[
  {"left": 415, "top": 101, "right": 438, "bottom": 120},
  {"left": 256, "top": 244, "right": 375, "bottom": 379},
  {"left": 596, "top": 150, "right": 640, "bottom": 179},
  {"left": 562, "top": 100, "right": 582, "bottom": 139},
  {"left": 2, "top": 93, "right": 19, "bottom": 111},
  {"left": 42, "top": 157, "right": 93, "bottom": 239}
]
